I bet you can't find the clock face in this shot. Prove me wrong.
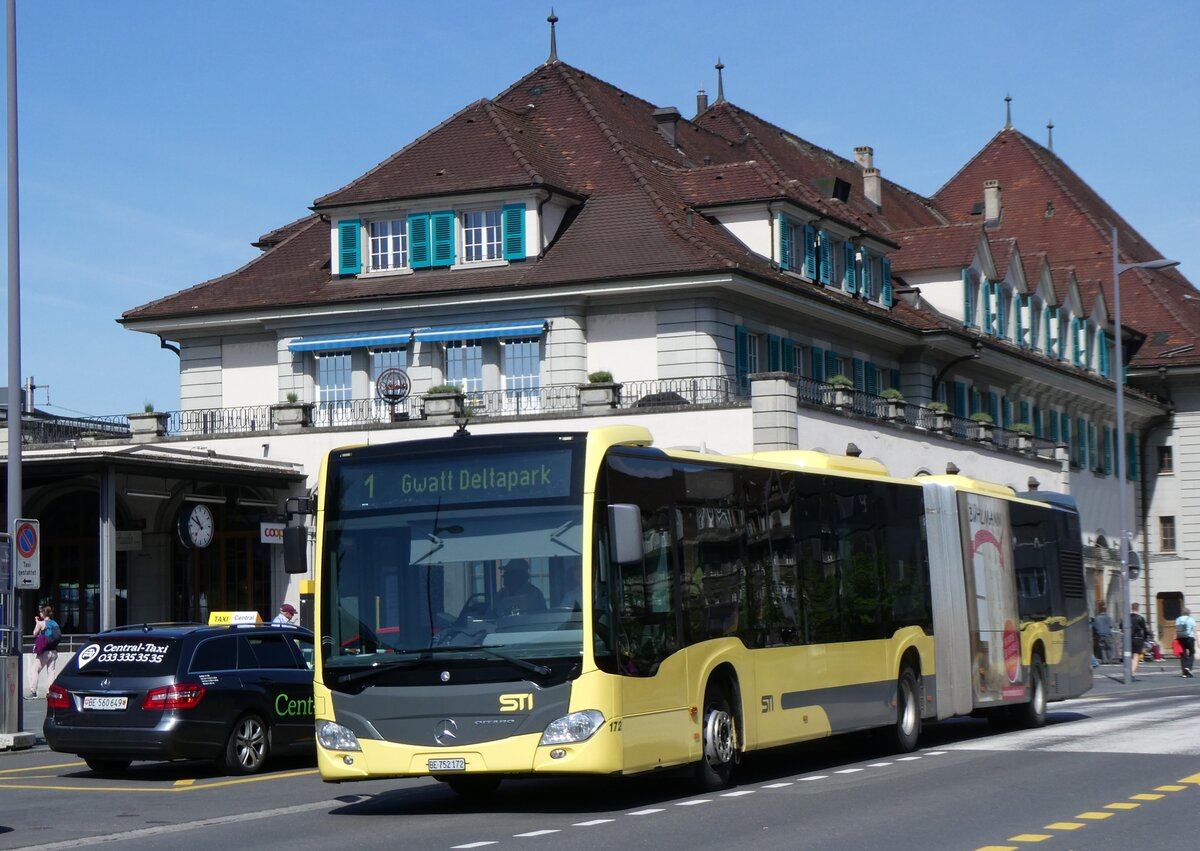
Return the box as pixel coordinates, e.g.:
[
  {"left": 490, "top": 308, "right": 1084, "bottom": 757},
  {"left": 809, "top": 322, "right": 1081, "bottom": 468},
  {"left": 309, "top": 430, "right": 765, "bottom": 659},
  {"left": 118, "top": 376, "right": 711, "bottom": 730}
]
[{"left": 180, "top": 503, "right": 215, "bottom": 549}]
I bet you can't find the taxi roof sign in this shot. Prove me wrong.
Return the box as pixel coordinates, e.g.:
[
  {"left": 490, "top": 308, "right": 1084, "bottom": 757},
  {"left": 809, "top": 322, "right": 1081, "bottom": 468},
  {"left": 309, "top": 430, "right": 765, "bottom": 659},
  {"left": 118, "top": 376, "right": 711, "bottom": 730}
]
[{"left": 208, "top": 611, "right": 263, "bottom": 625}]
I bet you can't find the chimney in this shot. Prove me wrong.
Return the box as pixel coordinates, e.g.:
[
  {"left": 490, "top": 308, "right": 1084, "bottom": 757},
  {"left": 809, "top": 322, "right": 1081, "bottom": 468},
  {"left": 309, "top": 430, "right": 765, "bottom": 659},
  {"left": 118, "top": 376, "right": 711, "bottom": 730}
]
[
  {"left": 653, "top": 106, "right": 682, "bottom": 148},
  {"left": 695, "top": 88, "right": 709, "bottom": 117},
  {"left": 853, "top": 146, "right": 874, "bottom": 169},
  {"left": 863, "top": 167, "right": 881, "bottom": 206},
  {"left": 984, "top": 179, "right": 1002, "bottom": 225}
]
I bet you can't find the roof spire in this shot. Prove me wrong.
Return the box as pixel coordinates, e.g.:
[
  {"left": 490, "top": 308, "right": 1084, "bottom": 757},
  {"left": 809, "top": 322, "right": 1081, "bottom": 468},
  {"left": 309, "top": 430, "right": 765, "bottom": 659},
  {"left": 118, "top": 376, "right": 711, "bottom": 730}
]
[
  {"left": 1004, "top": 93, "right": 1012, "bottom": 130},
  {"left": 1046, "top": 119, "right": 1054, "bottom": 151},
  {"left": 714, "top": 57, "right": 726, "bottom": 104},
  {"left": 546, "top": 8, "right": 559, "bottom": 64}
]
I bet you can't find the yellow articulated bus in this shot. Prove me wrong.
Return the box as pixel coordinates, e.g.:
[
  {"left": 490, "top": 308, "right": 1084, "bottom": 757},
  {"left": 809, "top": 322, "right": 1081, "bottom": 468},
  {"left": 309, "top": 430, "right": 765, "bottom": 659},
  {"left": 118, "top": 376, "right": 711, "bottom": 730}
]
[{"left": 285, "top": 425, "right": 1091, "bottom": 795}]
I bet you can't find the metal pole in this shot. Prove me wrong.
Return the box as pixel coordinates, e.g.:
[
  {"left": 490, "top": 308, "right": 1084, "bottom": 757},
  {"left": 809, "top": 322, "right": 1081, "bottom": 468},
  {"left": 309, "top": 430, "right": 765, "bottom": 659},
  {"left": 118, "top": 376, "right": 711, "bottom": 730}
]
[
  {"left": 1112, "top": 225, "right": 1132, "bottom": 686},
  {"left": 5, "top": 0, "right": 24, "bottom": 733}
]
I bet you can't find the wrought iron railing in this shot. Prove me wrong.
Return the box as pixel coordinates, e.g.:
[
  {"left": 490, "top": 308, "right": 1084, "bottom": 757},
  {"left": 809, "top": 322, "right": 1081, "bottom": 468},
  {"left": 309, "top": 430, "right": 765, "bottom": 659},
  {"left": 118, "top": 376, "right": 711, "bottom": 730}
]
[{"left": 13, "top": 376, "right": 1055, "bottom": 459}]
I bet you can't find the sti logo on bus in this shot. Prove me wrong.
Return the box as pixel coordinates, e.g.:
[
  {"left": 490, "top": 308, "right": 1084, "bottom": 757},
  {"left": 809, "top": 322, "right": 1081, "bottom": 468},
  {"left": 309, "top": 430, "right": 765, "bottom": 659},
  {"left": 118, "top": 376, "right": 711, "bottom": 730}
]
[{"left": 499, "top": 693, "right": 533, "bottom": 712}]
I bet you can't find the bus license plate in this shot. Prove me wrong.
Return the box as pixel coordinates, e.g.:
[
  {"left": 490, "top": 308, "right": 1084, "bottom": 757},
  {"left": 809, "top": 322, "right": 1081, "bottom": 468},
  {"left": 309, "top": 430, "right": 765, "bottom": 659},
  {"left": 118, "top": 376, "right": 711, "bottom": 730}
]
[
  {"left": 83, "top": 696, "right": 128, "bottom": 711},
  {"left": 427, "top": 758, "right": 466, "bottom": 771}
]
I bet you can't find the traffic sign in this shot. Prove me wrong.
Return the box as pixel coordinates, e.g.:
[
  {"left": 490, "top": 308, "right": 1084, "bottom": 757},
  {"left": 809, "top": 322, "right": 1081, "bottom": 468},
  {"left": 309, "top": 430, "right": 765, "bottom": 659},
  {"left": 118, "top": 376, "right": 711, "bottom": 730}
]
[{"left": 14, "top": 518, "right": 40, "bottom": 590}]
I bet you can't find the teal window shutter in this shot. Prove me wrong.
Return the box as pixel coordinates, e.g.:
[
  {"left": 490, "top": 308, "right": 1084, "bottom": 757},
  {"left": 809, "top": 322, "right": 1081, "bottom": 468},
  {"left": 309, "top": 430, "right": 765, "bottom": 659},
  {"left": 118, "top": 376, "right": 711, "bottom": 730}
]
[
  {"left": 889, "top": 368, "right": 901, "bottom": 391},
  {"left": 982, "top": 281, "right": 993, "bottom": 335},
  {"left": 735, "top": 325, "right": 750, "bottom": 393},
  {"left": 1088, "top": 422, "right": 1098, "bottom": 470},
  {"left": 1099, "top": 332, "right": 1110, "bottom": 377},
  {"left": 1049, "top": 410, "right": 1060, "bottom": 443},
  {"left": 998, "top": 292, "right": 1008, "bottom": 339},
  {"left": 845, "top": 243, "right": 857, "bottom": 293},
  {"left": 778, "top": 214, "right": 791, "bottom": 271},
  {"left": 1033, "top": 405, "right": 1043, "bottom": 438},
  {"left": 865, "top": 363, "right": 878, "bottom": 395},
  {"left": 1020, "top": 400, "right": 1031, "bottom": 426},
  {"left": 860, "top": 247, "right": 872, "bottom": 299},
  {"left": 1071, "top": 318, "right": 1081, "bottom": 365},
  {"left": 988, "top": 391, "right": 999, "bottom": 422},
  {"left": 804, "top": 224, "right": 817, "bottom": 279},
  {"left": 881, "top": 257, "right": 893, "bottom": 307},
  {"left": 782, "top": 340, "right": 797, "bottom": 375},
  {"left": 962, "top": 270, "right": 973, "bottom": 328},
  {"left": 337, "top": 219, "right": 361, "bottom": 275},
  {"left": 810, "top": 346, "right": 825, "bottom": 381},
  {"left": 852, "top": 358, "right": 865, "bottom": 390},
  {"left": 1016, "top": 296, "right": 1025, "bottom": 347},
  {"left": 825, "top": 350, "right": 839, "bottom": 380},
  {"left": 954, "top": 381, "right": 968, "bottom": 417},
  {"left": 1103, "top": 426, "right": 1113, "bottom": 475},
  {"left": 1076, "top": 417, "right": 1087, "bottom": 467},
  {"left": 818, "top": 230, "right": 832, "bottom": 285},
  {"left": 502, "top": 204, "right": 526, "bottom": 261},
  {"left": 768, "top": 334, "right": 782, "bottom": 371},
  {"left": 431, "top": 211, "right": 455, "bottom": 267},
  {"left": 1126, "top": 432, "right": 1139, "bottom": 480},
  {"left": 1057, "top": 310, "right": 1067, "bottom": 360},
  {"left": 970, "top": 387, "right": 981, "bottom": 415},
  {"left": 408, "top": 213, "right": 431, "bottom": 269},
  {"left": 1044, "top": 306, "right": 1052, "bottom": 354}
]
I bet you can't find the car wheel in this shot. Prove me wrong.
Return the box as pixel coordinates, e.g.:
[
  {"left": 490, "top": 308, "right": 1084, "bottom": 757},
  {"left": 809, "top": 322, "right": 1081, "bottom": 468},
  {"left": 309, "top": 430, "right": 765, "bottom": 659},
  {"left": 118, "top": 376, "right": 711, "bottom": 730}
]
[
  {"left": 83, "top": 757, "right": 131, "bottom": 776},
  {"left": 223, "top": 713, "right": 270, "bottom": 775}
]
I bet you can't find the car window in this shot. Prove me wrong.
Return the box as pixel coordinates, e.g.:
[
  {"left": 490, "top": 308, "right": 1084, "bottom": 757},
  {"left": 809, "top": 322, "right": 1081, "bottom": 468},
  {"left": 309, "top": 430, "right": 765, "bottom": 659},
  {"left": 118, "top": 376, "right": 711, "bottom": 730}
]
[
  {"left": 72, "top": 636, "right": 181, "bottom": 676},
  {"left": 286, "top": 634, "right": 315, "bottom": 671},
  {"left": 189, "top": 636, "right": 239, "bottom": 673},
  {"left": 244, "top": 634, "right": 301, "bottom": 670}
]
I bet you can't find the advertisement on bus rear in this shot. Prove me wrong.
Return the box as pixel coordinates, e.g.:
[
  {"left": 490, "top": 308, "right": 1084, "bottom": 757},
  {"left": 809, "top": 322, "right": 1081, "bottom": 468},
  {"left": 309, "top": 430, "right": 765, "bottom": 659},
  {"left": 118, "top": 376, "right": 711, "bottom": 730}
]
[{"left": 959, "top": 492, "right": 1024, "bottom": 704}]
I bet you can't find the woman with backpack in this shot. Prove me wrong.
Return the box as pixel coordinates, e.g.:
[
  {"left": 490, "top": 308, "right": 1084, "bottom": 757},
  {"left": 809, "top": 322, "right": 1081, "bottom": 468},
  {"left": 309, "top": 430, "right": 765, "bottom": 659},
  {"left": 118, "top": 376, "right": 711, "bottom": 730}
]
[
  {"left": 1176, "top": 607, "right": 1197, "bottom": 678},
  {"left": 29, "top": 605, "right": 61, "bottom": 698},
  {"left": 1130, "top": 602, "right": 1149, "bottom": 679}
]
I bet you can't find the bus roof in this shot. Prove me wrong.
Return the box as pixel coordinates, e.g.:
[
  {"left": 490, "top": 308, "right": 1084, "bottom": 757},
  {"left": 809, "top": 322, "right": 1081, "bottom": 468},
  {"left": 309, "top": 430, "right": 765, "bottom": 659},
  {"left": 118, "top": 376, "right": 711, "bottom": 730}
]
[{"left": 736, "top": 450, "right": 890, "bottom": 477}]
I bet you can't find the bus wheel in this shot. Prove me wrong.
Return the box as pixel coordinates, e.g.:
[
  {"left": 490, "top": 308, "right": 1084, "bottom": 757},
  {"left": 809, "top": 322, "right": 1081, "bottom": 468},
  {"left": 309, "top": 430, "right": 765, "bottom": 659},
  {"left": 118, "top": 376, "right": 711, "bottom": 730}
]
[
  {"left": 444, "top": 775, "right": 501, "bottom": 798},
  {"left": 1017, "top": 655, "right": 1048, "bottom": 729},
  {"left": 884, "top": 667, "right": 921, "bottom": 753},
  {"left": 694, "top": 687, "right": 738, "bottom": 791}
]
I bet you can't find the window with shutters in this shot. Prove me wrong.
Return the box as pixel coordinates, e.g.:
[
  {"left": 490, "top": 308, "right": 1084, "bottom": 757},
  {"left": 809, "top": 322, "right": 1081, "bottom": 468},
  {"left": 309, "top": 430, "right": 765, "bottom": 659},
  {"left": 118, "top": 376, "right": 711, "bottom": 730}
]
[
  {"left": 369, "top": 219, "right": 408, "bottom": 271},
  {"left": 1160, "top": 516, "right": 1176, "bottom": 553},
  {"left": 462, "top": 209, "right": 503, "bottom": 263}
]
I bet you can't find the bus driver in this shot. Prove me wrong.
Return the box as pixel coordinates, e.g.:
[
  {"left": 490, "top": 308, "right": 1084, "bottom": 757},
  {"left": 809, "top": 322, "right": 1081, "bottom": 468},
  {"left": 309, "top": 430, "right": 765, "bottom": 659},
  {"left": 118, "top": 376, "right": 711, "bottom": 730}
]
[{"left": 495, "top": 559, "right": 547, "bottom": 615}]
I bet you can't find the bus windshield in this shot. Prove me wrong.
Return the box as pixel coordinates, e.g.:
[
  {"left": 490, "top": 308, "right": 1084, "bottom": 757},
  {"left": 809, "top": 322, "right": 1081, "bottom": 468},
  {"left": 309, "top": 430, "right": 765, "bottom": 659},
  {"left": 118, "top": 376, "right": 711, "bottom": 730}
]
[{"left": 320, "top": 438, "right": 586, "bottom": 675}]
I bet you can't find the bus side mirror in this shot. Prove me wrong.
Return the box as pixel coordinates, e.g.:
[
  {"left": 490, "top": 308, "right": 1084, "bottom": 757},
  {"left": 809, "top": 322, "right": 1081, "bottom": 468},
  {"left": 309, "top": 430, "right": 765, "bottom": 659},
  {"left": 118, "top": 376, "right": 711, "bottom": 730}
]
[
  {"left": 608, "top": 504, "right": 643, "bottom": 564},
  {"left": 283, "top": 526, "right": 308, "bottom": 574}
]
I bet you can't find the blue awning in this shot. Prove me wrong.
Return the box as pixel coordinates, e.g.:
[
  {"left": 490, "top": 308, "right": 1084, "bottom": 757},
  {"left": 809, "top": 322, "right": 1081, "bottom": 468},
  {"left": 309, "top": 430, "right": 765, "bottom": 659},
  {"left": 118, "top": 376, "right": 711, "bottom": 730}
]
[
  {"left": 411, "top": 320, "right": 547, "bottom": 343},
  {"left": 287, "top": 330, "right": 412, "bottom": 352}
]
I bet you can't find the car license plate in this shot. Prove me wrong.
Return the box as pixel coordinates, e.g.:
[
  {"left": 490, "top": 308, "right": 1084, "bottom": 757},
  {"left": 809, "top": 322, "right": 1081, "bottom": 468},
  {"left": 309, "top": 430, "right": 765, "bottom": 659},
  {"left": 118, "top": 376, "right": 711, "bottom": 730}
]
[
  {"left": 83, "top": 696, "right": 128, "bottom": 711},
  {"left": 427, "top": 758, "right": 466, "bottom": 771}
]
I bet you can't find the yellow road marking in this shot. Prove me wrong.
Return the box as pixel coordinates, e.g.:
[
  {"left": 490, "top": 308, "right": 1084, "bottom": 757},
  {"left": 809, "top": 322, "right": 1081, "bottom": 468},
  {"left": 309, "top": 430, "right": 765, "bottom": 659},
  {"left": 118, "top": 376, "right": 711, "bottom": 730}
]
[
  {"left": 1008, "top": 834, "right": 1051, "bottom": 842},
  {"left": 1044, "top": 822, "right": 1084, "bottom": 830},
  {"left": 1181, "top": 772, "right": 1200, "bottom": 785},
  {"left": 975, "top": 846, "right": 1019, "bottom": 851},
  {"left": 1156, "top": 785, "right": 1186, "bottom": 791},
  {"left": 0, "top": 761, "right": 84, "bottom": 774},
  {"left": 1075, "top": 812, "right": 1114, "bottom": 820},
  {"left": 0, "top": 768, "right": 317, "bottom": 793},
  {"left": 1130, "top": 793, "right": 1162, "bottom": 801},
  {"left": 1104, "top": 802, "right": 1139, "bottom": 810}
]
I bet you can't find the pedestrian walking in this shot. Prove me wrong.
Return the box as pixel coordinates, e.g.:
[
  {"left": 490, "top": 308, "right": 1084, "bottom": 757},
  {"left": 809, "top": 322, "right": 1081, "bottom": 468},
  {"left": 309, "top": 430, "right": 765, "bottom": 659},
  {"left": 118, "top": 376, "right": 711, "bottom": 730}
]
[
  {"left": 1092, "top": 603, "right": 1114, "bottom": 664},
  {"left": 1129, "top": 602, "right": 1149, "bottom": 679},
  {"left": 29, "top": 605, "right": 62, "bottom": 698},
  {"left": 1176, "top": 608, "right": 1196, "bottom": 678},
  {"left": 272, "top": 602, "right": 297, "bottom": 625}
]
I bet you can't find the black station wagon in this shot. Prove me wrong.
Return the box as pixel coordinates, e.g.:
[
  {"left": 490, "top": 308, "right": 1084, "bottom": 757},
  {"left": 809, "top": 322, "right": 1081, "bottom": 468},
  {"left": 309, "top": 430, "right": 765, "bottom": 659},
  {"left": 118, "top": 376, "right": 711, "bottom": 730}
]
[{"left": 44, "top": 622, "right": 314, "bottom": 775}]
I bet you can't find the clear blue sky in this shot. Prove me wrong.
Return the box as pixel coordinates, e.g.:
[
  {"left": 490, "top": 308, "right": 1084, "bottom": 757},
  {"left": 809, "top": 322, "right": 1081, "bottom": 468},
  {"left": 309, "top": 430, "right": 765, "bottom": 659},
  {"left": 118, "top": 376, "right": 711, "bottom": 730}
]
[{"left": 2, "top": 0, "right": 1197, "bottom": 418}]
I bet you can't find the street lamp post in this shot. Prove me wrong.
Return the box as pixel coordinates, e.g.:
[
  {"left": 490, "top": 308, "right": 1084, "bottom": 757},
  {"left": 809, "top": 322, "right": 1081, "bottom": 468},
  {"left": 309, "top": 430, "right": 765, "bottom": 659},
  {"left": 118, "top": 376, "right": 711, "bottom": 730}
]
[{"left": 1111, "top": 225, "right": 1178, "bottom": 685}]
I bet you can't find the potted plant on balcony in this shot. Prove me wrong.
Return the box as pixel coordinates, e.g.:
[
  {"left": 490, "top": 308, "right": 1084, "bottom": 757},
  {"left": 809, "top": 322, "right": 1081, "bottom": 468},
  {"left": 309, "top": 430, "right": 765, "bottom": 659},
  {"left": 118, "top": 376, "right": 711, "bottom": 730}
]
[
  {"left": 826, "top": 374, "right": 855, "bottom": 410},
  {"left": 271, "top": 391, "right": 314, "bottom": 429},
  {"left": 1010, "top": 421, "right": 1034, "bottom": 451},
  {"left": 578, "top": 370, "right": 621, "bottom": 409},
  {"left": 424, "top": 383, "right": 465, "bottom": 419},
  {"left": 969, "top": 411, "right": 995, "bottom": 443},
  {"left": 128, "top": 402, "right": 169, "bottom": 441},
  {"left": 881, "top": 387, "right": 907, "bottom": 421},
  {"left": 925, "top": 400, "right": 952, "bottom": 433}
]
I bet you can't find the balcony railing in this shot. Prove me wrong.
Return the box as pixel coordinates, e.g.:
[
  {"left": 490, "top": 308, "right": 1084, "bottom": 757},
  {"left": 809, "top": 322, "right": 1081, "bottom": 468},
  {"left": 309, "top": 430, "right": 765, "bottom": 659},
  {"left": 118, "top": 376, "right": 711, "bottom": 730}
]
[{"left": 11, "top": 375, "right": 1055, "bottom": 459}]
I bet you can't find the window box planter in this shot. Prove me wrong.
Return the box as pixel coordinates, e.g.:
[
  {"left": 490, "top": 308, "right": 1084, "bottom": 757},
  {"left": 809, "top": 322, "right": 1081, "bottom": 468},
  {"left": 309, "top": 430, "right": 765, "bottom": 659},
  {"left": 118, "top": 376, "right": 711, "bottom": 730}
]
[
  {"left": 127, "top": 411, "right": 169, "bottom": 442},
  {"left": 423, "top": 389, "right": 465, "bottom": 420},
  {"left": 270, "top": 401, "right": 314, "bottom": 430},
  {"left": 578, "top": 382, "right": 622, "bottom": 409},
  {"left": 924, "top": 404, "right": 952, "bottom": 434}
]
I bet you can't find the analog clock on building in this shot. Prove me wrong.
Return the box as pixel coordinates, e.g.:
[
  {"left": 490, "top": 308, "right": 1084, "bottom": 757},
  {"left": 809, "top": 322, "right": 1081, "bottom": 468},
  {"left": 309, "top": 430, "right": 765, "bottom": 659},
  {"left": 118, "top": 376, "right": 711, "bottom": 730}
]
[{"left": 178, "top": 503, "right": 215, "bottom": 549}]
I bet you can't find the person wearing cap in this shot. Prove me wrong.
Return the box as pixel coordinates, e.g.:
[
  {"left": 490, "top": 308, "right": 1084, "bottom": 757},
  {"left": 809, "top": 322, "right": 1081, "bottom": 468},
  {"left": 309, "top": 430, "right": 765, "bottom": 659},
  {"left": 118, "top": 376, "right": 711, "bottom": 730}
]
[
  {"left": 495, "top": 559, "right": 547, "bottom": 615},
  {"left": 273, "top": 602, "right": 298, "bottom": 625}
]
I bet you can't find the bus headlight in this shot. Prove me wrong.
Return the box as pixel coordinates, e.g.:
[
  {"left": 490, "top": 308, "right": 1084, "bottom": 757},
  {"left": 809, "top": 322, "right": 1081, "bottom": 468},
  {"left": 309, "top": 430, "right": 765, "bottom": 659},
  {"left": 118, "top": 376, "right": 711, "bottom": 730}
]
[
  {"left": 316, "top": 720, "right": 362, "bottom": 752},
  {"left": 539, "top": 709, "right": 605, "bottom": 745}
]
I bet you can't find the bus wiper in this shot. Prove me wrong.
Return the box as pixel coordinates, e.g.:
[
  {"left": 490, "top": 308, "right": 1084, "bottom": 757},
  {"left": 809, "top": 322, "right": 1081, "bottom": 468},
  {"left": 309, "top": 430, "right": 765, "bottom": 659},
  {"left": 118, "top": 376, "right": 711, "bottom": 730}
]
[{"left": 468, "top": 645, "right": 552, "bottom": 677}]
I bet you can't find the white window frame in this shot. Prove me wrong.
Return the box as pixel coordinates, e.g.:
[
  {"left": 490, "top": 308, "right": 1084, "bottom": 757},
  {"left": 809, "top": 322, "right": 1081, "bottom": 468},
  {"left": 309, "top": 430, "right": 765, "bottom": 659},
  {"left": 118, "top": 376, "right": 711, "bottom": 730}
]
[
  {"left": 501, "top": 337, "right": 542, "bottom": 413},
  {"left": 445, "top": 340, "right": 484, "bottom": 396},
  {"left": 461, "top": 208, "right": 503, "bottom": 264},
  {"left": 368, "top": 218, "right": 409, "bottom": 273}
]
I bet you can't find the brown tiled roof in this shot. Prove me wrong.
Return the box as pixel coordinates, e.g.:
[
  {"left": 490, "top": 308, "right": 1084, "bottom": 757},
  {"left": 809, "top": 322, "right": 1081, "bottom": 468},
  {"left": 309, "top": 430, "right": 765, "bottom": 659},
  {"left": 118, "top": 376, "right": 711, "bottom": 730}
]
[
  {"left": 888, "top": 224, "right": 983, "bottom": 273},
  {"left": 934, "top": 128, "right": 1200, "bottom": 367}
]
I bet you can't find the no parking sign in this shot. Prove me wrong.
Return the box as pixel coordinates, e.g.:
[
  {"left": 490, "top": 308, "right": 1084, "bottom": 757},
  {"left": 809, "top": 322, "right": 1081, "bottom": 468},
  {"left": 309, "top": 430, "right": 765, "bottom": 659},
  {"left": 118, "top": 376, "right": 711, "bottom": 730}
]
[{"left": 14, "top": 518, "right": 40, "bottom": 590}]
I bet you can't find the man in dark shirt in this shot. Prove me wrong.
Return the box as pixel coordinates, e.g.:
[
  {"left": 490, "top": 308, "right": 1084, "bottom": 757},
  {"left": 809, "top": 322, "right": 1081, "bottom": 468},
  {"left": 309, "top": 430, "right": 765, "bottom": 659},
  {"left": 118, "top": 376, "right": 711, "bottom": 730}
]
[{"left": 495, "top": 559, "right": 547, "bottom": 615}]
